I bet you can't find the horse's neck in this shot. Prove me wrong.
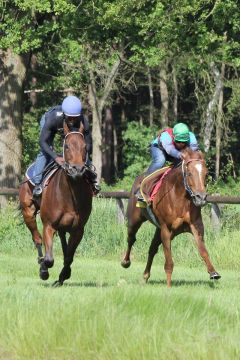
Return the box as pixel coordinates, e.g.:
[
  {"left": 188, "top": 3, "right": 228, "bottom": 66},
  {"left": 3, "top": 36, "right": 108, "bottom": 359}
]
[
  {"left": 166, "top": 165, "right": 186, "bottom": 195},
  {"left": 58, "top": 170, "right": 91, "bottom": 204}
]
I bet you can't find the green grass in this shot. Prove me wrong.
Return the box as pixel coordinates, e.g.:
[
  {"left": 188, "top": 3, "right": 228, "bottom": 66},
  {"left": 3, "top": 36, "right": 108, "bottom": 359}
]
[
  {"left": 0, "top": 200, "right": 240, "bottom": 359},
  {"left": 2, "top": 199, "right": 240, "bottom": 271},
  {"left": 0, "top": 254, "right": 240, "bottom": 360}
]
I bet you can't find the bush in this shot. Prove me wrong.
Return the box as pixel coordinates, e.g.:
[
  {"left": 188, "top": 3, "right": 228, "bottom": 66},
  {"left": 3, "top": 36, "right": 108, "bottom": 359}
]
[{"left": 122, "top": 121, "right": 158, "bottom": 181}]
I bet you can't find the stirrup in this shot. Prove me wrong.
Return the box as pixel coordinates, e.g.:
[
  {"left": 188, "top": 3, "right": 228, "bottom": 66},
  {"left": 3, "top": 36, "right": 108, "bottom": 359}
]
[
  {"left": 136, "top": 197, "right": 147, "bottom": 208},
  {"left": 93, "top": 183, "right": 101, "bottom": 195},
  {"left": 33, "top": 185, "right": 42, "bottom": 197}
]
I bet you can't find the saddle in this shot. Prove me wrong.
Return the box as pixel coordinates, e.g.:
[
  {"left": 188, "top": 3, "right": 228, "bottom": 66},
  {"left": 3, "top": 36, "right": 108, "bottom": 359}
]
[
  {"left": 139, "top": 165, "right": 173, "bottom": 205},
  {"left": 26, "top": 160, "right": 59, "bottom": 187}
]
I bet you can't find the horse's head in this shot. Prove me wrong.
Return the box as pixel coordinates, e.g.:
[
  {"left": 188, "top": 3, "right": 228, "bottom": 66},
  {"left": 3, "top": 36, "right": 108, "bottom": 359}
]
[
  {"left": 181, "top": 148, "right": 207, "bottom": 207},
  {"left": 63, "top": 130, "right": 87, "bottom": 179}
]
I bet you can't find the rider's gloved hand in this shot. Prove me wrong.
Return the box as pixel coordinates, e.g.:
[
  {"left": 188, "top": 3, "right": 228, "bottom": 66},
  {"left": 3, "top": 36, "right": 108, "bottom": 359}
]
[{"left": 55, "top": 156, "right": 65, "bottom": 166}]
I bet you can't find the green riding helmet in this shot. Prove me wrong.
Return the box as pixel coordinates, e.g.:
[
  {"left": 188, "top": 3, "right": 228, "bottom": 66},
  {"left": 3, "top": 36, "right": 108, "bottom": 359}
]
[{"left": 173, "top": 122, "right": 190, "bottom": 142}]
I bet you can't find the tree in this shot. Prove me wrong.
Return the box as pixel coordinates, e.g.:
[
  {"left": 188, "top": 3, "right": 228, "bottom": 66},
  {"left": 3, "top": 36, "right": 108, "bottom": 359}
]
[{"left": 0, "top": 0, "right": 75, "bottom": 200}]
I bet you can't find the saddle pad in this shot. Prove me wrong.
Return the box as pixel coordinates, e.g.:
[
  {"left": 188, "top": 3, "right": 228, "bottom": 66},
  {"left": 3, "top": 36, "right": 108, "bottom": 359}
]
[
  {"left": 140, "top": 166, "right": 172, "bottom": 204},
  {"left": 149, "top": 167, "right": 172, "bottom": 201},
  {"left": 26, "top": 162, "right": 58, "bottom": 186}
]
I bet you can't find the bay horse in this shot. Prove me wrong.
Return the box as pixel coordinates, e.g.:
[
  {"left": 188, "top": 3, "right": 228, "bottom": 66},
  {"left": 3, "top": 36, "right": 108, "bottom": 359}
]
[
  {"left": 121, "top": 148, "right": 221, "bottom": 287},
  {"left": 19, "top": 124, "right": 93, "bottom": 285}
]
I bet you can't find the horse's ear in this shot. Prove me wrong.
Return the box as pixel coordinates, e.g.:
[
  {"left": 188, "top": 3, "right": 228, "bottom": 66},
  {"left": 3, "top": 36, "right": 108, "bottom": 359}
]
[{"left": 63, "top": 121, "right": 70, "bottom": 135}]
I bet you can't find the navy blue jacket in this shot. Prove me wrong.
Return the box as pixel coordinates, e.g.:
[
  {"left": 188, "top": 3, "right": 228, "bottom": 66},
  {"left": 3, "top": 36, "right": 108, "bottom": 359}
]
[{"left": 40, "top": 105, "right": 92, "bottom": 160}]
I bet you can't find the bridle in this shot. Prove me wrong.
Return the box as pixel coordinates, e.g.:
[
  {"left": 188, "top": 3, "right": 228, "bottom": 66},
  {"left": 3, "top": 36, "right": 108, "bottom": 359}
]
[
  {"left": 182, "top": 158, "right": 206, "bottom": 200},
  {"left": 62, "top": 131, "right": 88, "bottom": 177}
]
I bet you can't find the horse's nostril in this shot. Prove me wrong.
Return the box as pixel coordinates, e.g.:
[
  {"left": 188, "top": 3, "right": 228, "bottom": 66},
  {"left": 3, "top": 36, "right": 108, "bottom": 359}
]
[{"left": 196, "top": 192, "right": 207, "bottom": 201}]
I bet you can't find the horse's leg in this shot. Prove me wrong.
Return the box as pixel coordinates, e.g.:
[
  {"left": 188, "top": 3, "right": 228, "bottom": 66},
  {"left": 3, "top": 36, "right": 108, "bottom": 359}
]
[
  {"left": 39, "top": 224, "right": 56, "bottom": 280},
  {"left": 143, "top": 228, "right": 162, "bottom": 282},
  {"left": 57, "top": 227, "right": 84, "bottom": 285},
  {"left": 20, "top": 199, "right": 43, "bottom": 263},
  {"left": 161, "top": 225, "right": 174, "bottom": 288},
  {"left": 58, "top": 230, "right": 67, "bottom": 258},
  {"left": 121, "top": 216, "right": 144, "bottom": 269},
  {"left": 190, "top": 220, "right": 221, "bottom": 280}
]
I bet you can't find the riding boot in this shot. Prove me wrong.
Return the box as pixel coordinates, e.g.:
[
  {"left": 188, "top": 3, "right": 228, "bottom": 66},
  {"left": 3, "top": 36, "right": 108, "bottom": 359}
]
[{"left": 85, "top": 165, "right": 101, "bottom": 195}]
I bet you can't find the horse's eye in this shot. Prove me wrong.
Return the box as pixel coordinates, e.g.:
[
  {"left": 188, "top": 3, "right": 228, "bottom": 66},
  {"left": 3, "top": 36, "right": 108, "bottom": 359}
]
[
  {"left": 64, "top": 144, "right": 69, "bottom": 150},
  {"left": 187, "top": 172, "right": 192, "bottom": 177}
]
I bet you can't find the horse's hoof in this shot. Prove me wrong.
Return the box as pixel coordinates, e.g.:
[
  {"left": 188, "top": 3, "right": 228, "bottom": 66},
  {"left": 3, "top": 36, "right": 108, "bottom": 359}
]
[
  {"left": 210, "top": 272, "right": 221, "bottom": 280},
  {"left": 44, "top": 259, "right": 54, "bottom": 268},
  {"left": 59, "top": 267, "right": 71, "bottom": 283},
  {"left": 121, "top": 259, "right": 131, "bottom": 268},
  {"left": 143, "top": 273, "right": 150, "bottom": 283},
  {"left": 40, "top": 269, "right": 49, "bottom": 281}
]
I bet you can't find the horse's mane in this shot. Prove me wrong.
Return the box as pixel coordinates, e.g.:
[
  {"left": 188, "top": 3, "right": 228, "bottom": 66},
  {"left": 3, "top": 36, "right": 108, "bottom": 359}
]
[{"left": 181, "top": 147, "right": 204, "bottom": 160}]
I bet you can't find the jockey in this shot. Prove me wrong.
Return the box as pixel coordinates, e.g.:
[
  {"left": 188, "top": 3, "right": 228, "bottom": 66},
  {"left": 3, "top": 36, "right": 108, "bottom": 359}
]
[
  {"left": 137, "top": 122, "right": 199, "bottom": 202},
  {"left": 147, "top": 122, "right": 199, "bottom": 175},
  {"left": 32, "top": 95, "right": 101, "bottom": 198}
]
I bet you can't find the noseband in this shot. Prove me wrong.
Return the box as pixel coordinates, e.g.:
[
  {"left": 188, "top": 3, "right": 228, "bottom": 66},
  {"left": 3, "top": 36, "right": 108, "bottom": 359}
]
[{"left": 182, "top": 159, "right": 205, "bottom": 199}]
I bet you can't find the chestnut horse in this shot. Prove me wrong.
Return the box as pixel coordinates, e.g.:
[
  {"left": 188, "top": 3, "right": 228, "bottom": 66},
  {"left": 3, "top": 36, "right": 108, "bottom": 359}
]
[
  {"left": 121, "top": 148, "right": 221, "bottom": 287},
  {"left": 19, "top": 127, "right": 93, "bottom": 285}
]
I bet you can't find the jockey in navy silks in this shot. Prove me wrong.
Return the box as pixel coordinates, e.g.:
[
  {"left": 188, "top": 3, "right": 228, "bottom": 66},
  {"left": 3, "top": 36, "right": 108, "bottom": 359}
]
[{"left": 32, "top": 95, "right": 100, "bottom": 198}]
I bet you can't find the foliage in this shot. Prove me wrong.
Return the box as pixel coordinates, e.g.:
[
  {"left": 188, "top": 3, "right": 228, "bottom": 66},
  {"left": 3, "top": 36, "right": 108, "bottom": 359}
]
[
  {"left": 22, "top": 111, "right": 41, "bottom": 172},
  {"left": 0, "top": 0, "right": 75, "bottom": 52},
  {"left": 207, "top": 176, "right": 240, "bottom": 196},
  {"left": 121, "top": 121, "right": 158, "bottom": 180},
  {"left": 1, "top": 0, "right": 240, "bottom": 183}
]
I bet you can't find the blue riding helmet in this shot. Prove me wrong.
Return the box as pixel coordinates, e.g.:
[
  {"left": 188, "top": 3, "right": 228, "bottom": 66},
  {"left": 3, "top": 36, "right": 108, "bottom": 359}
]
[{"left": 62, "top": 95, "right": 82, "bottom": 117}]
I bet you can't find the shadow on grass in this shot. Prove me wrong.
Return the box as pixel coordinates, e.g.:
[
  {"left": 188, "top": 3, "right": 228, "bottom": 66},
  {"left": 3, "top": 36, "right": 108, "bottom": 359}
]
[
  {"left": 41, "top": 281, "right": 110, "bottom": 288},
  {"left": 147, "top": 279, "right": 220, "bottom": 288}
]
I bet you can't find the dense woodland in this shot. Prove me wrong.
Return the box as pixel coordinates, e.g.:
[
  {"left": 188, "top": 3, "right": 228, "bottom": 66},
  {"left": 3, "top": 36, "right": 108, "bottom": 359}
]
[{"left": 0, "top": 0, "right": 240, "bottom": 189}]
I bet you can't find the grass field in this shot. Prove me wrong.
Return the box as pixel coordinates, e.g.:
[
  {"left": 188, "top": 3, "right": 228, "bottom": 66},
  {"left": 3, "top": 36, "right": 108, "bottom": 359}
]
[
  {"left": 0, "top": 253, "right": 240, "bottom": 360},
  {"left": 0, "top": 199, "right": 240, "bottom": 359}
]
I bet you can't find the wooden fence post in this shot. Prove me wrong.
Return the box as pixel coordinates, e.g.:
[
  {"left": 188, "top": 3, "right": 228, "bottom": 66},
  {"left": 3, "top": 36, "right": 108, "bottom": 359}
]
[
  {"left": 211, "top": 203, "right": 221, "bottom": 232},
  {"left": 116, "top": 198, "right": 125, "bottom": 223}
]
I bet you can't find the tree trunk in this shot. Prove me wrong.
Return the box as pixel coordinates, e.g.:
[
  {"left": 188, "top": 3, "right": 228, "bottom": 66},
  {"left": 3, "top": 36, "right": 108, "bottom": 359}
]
[
  {"left": 215, "top": 63, "right": 225, "bottom": 179},
  {"left": 172, "top": 66, "right": 178, "bottom": 119},
  {"left": 0, "top": 49, "right": 28, "bottom": 205},
  {"left": 102, "top": 107, "right": 113, "bottom": 183},
  {"left": 147, "top": 67, "right": 154, "bottom": 126},
  {"left": 29, "top": 54, "right": 38, "bottom": 109},
  {"left": 203, "top": 62, "right": 223, "bottom": 153},
  {"left": 88, "top": 57, "right": 121, "bottom": 181},
  {"left": 159, "top": 65, "right": 169, "bottom": 128},
  {"left": 88, "top": 78, "right": 103, "bottom": 181},
  {"left": 113, "top": 124, "right": 118, "bottom": 179}
]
